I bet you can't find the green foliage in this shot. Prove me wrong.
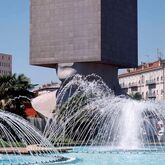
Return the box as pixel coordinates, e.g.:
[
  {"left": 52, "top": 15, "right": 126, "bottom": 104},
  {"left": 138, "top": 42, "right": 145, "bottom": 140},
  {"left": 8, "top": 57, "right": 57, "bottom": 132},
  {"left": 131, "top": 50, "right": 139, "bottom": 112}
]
[
  {"left": 0, "top": 138, "right": 25, "bottom": 148},
  {"left": 0, "top": 73, "right": 35, "bottom": 118},
  {"left": 131, "top": 92, "right": 142, "bottom": 100},
  {"left": 0, "top": 73, "right": 35, "bottom": 100},
  {"left": 56, "top": 92, "right": 88, "bottom": 121},
  {"left": 54, "top": 90, "right": 101, "bottom": 145}
]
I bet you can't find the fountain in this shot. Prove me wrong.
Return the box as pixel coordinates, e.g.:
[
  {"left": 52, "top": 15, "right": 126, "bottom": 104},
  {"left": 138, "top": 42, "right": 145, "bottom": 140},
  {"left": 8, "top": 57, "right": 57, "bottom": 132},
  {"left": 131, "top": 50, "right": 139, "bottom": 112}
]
[
  {"left": 29, "top": 0, "right": 139, "bottom": 163},
  {"left": 42, "top": 74, "right": 165, "bottom": 164},
  {"left": 29, "top": 0, "right": 142, "bottom": 163},
  {"left": 0, "top": 110, "right": 73, "bottom": 165},
  {"left": 2, "top": 74, "right": 165, "bottom": 164}
]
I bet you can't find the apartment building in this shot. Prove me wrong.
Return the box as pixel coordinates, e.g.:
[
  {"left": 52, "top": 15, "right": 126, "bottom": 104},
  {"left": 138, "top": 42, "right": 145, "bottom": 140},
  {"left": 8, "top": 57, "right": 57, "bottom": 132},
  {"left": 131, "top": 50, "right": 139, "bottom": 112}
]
[
  {"left": 0, "top": 53, "right": 12, "bottom": 76},
  {"left": 119, "top": 59, "right": 165, "bottom": 100}
]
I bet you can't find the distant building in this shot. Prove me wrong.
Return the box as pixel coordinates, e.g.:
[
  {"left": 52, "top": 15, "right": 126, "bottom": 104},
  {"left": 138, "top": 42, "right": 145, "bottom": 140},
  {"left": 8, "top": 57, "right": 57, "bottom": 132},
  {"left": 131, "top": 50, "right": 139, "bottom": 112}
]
[
  {"left": 33, "top": 82, "right": 60, "bottom": 96},
  {"left": 0, "top": 53, "right": 12, "bottom": 76},
  {"left": 119, "top": 59, "right": 165, "bottom": 100}
]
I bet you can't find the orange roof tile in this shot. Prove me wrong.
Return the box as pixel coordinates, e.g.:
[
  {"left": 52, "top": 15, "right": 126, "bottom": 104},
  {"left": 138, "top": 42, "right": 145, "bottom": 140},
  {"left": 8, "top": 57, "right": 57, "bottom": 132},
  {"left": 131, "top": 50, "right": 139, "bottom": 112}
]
[{"left": 119, "top": 59, "right": 165, "bottom": 78}]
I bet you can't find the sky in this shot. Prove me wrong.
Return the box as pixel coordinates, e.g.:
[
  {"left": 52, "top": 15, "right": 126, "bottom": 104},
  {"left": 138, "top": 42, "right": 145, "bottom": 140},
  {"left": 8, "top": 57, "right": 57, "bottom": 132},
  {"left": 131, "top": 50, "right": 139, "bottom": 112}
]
[
  {"left": 0, "top": 0, "right": 165, "bottom": 84},
  {"left": 138, "top": 0, "right": 165, "bottom": 63},
  {"left": 0, "top": 0, "right": 57, "bottom": 85}
]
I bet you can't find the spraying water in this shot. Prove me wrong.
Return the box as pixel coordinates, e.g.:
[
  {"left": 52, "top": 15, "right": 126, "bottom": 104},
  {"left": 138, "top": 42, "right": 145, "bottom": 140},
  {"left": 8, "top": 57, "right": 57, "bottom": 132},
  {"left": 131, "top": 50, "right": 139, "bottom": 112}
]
[
  {"left": 0, "top": 110, "right": 69, "bottom": 164},
  {"left": 44, "top": 74, "right": 165, "bottom": 151}
]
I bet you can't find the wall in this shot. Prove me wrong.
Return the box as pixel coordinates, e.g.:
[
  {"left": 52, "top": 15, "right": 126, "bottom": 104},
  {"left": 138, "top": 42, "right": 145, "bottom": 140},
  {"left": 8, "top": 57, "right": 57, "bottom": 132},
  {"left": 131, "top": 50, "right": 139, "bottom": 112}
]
[
  {"left": 30, "top": 0, "right": 137, "bottom": 68},
  {"left": 0, "top": 53, "right": 12, "bottom": 76}
]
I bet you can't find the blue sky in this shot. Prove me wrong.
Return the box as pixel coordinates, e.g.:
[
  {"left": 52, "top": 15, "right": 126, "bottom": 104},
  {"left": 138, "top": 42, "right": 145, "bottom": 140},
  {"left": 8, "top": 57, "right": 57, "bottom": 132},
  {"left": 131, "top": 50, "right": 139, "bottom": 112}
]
[
  {"left": 0, "top": 0, "right": 57, "bottom": 85},
  {"left": 138, "top": 0, "right": 165, "bottom": 63},
  {"left": 0, "top": 0, "right": 165, "bottom": 84}
]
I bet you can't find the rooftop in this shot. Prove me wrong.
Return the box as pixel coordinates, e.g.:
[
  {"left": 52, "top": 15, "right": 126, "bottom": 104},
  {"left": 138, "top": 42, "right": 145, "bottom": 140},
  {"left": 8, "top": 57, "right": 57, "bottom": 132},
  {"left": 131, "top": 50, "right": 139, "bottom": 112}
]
[{"left": 119, "top": 59, "right": 165, "bottom": 78}]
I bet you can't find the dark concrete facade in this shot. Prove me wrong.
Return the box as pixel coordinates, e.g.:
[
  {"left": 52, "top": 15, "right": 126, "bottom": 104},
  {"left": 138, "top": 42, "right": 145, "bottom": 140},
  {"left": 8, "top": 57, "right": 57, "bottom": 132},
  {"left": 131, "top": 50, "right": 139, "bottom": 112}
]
[
  {"left": 30, "top": 0, "right": 137, "bottom": 68},
  {"left": 101, "top": 0, "right": 137, "bottom": 67}
]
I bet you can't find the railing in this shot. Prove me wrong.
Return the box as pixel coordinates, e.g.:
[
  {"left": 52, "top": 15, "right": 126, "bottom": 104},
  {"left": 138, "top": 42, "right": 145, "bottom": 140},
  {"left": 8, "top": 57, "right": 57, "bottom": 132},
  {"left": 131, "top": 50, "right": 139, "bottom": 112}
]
[
  {"left": 129, "top": 82, "right": 138, "bottom": 88},
  {"left": 146, "top": 79, "right": 156, "bottom": 85},
  {"left": 147, "top": 92, "right": 156, "bottom": 98},
  {"left": 120, "top": 84, "right": 128, "bottom": 89}
]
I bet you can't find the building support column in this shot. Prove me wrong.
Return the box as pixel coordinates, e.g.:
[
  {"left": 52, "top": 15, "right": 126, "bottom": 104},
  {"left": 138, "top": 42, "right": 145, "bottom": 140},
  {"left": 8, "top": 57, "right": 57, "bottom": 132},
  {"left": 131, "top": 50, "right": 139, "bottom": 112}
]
[{"left": 57, "top": 62, "right": 123, "bottom": 95}]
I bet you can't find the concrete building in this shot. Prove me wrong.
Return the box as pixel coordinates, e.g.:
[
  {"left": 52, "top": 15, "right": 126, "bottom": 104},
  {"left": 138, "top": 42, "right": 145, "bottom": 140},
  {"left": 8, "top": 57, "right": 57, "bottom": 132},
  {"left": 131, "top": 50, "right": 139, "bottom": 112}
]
[
  {"left": 119, "top": 59, "right": 165, "bottom": 100},
  {"left": 0, "top": 53, "right": 12, "bottom": 76},
  {"left": 30, "top": 0, "right": 137, "bottom": 94}
]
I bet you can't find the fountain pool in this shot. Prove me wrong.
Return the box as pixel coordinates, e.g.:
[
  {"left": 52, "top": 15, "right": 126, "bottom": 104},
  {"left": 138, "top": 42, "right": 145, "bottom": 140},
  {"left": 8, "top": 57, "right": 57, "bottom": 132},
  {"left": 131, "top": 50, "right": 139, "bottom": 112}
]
[
  {"left": 62, "top": 148, "right": 165, "bottom": 165},
  {"left": 0, "top": 154, "right": 74, "bottom": 165},
  {"left": 2, "top": 150, "right": 165, "bottom": 165}
]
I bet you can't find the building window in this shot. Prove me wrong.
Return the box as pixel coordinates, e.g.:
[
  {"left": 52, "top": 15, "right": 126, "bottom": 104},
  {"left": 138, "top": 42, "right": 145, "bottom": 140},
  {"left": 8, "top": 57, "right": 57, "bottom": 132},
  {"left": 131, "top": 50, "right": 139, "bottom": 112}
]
[
  {"left": 142, "top": 92, "right": 144, "bottom": 98},
  {"left": 141, "top": 75, "right": 144, "bottom": 84},
  {"left": 161, "top": 76, "right": 163, "bottom": 81},
  {"left": 161, "top": 89, "right": 164, "bottom": 95},
  {"left": 157, "top": 77, "right": 159, "bottom": 81}
]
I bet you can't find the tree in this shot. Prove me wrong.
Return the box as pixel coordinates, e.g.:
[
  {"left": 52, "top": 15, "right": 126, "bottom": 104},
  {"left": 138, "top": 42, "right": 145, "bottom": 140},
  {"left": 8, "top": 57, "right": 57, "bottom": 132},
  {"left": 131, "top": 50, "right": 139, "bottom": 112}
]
[
  {"left": 0, "top": 73, "right": 36, "bottom": 118},
  {"left": 0, "top": 73, "right": 35, "bottom": 99},
  {"left": 131, "top": 92, "right": 142, "bottom": 100}
]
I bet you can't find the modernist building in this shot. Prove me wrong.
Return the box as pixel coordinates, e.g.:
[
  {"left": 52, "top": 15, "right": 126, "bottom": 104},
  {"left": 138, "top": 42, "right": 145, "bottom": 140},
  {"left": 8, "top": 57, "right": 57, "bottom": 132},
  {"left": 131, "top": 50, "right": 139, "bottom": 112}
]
[
  {"left": 119, "top": 59, "right": 165, "bottom": 100},
  {"left": 0, "top": 53, "right": 12, "bottom": 76},
  {"left": 30, "top": 0, "right": 137, "bottom": 94}
]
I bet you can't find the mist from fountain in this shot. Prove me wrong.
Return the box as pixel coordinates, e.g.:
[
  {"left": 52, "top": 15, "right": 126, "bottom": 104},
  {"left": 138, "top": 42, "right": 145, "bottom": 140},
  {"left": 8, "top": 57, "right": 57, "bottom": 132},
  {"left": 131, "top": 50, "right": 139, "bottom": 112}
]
[{"left": 44, "top": 74, "right": 165, "bottom": 152}]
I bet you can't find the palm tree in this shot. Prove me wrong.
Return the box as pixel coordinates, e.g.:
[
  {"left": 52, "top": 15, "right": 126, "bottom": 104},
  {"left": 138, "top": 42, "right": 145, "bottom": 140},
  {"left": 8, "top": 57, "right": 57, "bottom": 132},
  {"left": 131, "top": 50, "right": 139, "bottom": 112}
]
[
  {"left": 0, "top": 73, "right": 35, "bottom": 99},
  {"left": 0, "top": 73, "right": 36, "bottom": 117}
]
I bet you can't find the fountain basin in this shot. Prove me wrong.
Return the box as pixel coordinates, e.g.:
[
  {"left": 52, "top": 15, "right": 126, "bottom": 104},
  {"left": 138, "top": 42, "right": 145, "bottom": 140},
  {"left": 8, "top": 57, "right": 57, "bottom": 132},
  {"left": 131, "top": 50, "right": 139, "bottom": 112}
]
[
  {"left": 2, "top": 147, "right": 165, "bottom": 165},
  {"left": 61, "top": 147, "right": 165, "bottom": 165},
  {"left": 0, "top": 154, "right": 75, "bottom": 165}
]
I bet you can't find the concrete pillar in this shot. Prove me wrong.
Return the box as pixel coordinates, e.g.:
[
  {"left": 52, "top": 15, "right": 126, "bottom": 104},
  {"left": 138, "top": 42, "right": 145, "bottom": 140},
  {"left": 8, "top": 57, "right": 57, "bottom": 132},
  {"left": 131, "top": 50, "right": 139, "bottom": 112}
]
[{"left": 57, "top": 62, "right": 122, "bottom": 95}]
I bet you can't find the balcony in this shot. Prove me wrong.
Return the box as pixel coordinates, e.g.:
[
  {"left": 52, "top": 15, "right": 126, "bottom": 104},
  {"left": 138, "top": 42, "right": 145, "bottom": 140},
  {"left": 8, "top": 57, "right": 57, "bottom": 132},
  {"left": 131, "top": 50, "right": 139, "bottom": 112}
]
[
  {"left": 147, "top": 92, "right": 156, "bottom": 99},
  {"left": 146, "top": 79, "right": 156, "bottom": 85},
  {"left": 120, "top": 84, "right": 128, "bottom": 89},
  {"left": 129, "top": 82, "right": 138, "bottom": 88}
]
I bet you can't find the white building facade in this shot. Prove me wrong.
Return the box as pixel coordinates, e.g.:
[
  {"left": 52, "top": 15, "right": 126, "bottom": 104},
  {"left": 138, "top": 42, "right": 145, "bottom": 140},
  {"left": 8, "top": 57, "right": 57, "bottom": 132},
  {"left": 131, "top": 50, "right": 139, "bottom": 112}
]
[{"left": 119, "top": 60, "right": 165, "bottom": 100}]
